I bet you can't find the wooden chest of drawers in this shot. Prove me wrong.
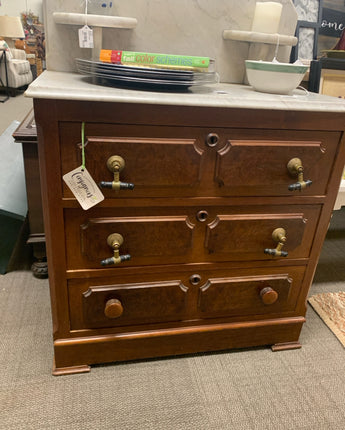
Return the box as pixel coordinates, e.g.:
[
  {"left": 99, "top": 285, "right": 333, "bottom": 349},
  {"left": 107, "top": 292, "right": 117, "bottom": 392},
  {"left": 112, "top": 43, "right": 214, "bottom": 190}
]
[{"left": 33, "top": 88, "right": 345, "bottom": 375}]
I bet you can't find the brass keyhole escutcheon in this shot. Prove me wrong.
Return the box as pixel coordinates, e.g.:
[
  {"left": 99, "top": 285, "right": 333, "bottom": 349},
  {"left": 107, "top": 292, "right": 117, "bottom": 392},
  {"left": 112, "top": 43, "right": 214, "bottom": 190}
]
[
  {"left": 196, "top": 210, "right": 209, "bottom": 222},
  {"left": 190, "top": 274, "right": 201, "bottom": 285},
  {"left": 206, "top": 133, "right": 219, "bottom": 147}
]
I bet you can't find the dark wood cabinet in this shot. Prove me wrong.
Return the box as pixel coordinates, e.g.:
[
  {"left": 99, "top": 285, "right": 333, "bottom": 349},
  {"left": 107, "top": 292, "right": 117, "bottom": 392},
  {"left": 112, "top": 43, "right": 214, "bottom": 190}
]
[
  {"left": 33, "top": 95, "right": 345, "bottom": 375},
  {"left": 12, "top": 109, "right": 47, "bottom": 278}
]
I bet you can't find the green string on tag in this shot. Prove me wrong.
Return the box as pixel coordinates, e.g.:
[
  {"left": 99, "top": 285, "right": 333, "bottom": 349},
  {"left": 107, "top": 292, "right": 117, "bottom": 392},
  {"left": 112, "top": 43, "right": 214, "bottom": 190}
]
[{"left": 81, "top": 122, "right": 86, "bottom": 171}]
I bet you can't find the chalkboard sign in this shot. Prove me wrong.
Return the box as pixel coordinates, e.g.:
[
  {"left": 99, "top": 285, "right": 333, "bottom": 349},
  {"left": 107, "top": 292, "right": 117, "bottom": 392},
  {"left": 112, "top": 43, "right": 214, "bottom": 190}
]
[{"left": 320, "top": 8, "right": 345, "bottom": 37}]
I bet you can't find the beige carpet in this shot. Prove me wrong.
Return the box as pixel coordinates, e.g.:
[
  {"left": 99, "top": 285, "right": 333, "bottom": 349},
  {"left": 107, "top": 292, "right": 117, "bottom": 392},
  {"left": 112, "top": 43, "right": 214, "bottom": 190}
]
[
  {"left": 1, "top": 269, "right": 345, "bottom": 429},
  {"left": 1, "top": 209, "right": 345, "bottom": 429},
  {"left": 308, "top": 292, "right": 345, "bottom": 348}
]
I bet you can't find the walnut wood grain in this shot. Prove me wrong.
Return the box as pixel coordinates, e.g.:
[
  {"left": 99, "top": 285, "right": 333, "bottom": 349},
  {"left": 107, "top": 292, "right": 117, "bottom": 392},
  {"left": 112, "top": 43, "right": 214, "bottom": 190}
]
[
  {"left": 60, "top": 130, "right": 205, "bottom": 199},
  {"left": 214, "top": 138, "right": 336, "bottom": 196},
  {"left": 64, "top": 205, "right": 320, "bottom": 270},
  {"left": 81, "top": 280, "right": 188, "bottom": 329},
  {"left": 198, "top": 271, "right": 297, "bottom": 318},
  {"left": 12, "top": 109, "right": 46, "bottom": 266},
  {"left": 53, "top": 317, "right": 306, "bottom": 371},
  {"left": 33, "top": 97, "right": 345, "bottom": 375},
  {"left": 204, "top": 207, "right": 319, "bottom": 260}
]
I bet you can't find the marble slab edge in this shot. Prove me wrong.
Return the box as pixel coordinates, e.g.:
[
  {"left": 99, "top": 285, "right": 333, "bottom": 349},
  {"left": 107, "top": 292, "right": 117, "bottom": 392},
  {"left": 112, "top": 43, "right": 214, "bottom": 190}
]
[
  {"left": 53, "top": 12, "right": 137, "bottom": 28},
  {"left": 223, "top": 30, "right": 298, "bottom": 47},
  {"left": 25, "top": 71, "right": 345, "bottom": 113}
]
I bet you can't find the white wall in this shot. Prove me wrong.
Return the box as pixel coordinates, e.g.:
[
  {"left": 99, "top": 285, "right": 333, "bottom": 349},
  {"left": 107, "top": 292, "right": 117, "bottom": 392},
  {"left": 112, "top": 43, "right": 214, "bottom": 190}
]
[
  {"left": 44, "top": 0, "right": 298, "bottom": 83},
  {"left": 0, "top": 0, "right": 43, "bottom": 21}
]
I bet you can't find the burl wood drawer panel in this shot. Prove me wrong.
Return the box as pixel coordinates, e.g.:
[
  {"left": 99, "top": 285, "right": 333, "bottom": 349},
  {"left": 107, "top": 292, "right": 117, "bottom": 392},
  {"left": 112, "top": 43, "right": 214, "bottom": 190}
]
[
  {"left": 79, "top": 280, "right": 188, "bottom": 329},
  {"left": 214, "top": 132, "right": 340, "bottom": 196},
  {"left": 59, "top": 122, "right": 340, "bottom": 198},
  {"left": 64, "top": 205, "right": 321, "bottom": 269},
  {"left": 60, "top": 122, "right": 206, "bottom": 198},
  {"left": 204, "top": 207, "right": 320, "bottom": 261},
  {"left": 68, "top": 266, "right": 305, "bottom": 330},
  {"left": 197, "top": 267, "right": 305, "bottom": 319}
]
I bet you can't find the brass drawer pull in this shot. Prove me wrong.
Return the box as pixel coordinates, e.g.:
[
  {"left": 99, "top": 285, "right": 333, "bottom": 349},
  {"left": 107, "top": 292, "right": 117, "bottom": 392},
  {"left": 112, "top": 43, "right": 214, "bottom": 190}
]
[
  {"left": 104, "top": 298, "right": 123, "bottom": 318},
  {"left": 264, "top": 228, "right": 288, "bottom": 257},
  {"left": 101, "top": 233, "right": 131, "bottom": 266},
  {"left": 99, "top": 155, "right": 134, "bottom": 191},
  {"left": 287, "top": 157, "right": 312, "bottom": 191},
  {"left": 260, "top": 287, "right": 278, "bottom": 305},
  {"left": 205, "top": 133, "right": 219, "bottom": 147}
]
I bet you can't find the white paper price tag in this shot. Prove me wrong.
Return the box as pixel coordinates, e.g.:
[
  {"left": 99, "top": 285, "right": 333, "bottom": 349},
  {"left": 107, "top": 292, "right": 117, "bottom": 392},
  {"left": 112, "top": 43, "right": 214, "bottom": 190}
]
[
  {"left": 63, "top": 167, "right": 104, "bottom": 210},
  {"left": 78, "top": 25, "right": 94, "bottom": 48}
]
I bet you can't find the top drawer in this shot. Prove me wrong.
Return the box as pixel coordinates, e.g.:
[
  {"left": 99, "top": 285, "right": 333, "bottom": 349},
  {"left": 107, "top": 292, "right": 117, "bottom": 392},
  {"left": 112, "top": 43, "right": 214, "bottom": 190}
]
[{"left": 59, "top": 123, "right": 340, "bottom": 198}]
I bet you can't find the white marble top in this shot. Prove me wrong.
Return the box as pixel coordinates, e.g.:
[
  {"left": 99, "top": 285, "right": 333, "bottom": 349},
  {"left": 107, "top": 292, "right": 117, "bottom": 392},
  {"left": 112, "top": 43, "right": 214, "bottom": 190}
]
[
  {"left": 222, "top": 30, "right": 297, "bottom": 46},
  {"left": 25, "top": 70, "right": 345, "bottom": 113},
  {"left": 53, "top": 12, "right": 137, "bottom": 28}
]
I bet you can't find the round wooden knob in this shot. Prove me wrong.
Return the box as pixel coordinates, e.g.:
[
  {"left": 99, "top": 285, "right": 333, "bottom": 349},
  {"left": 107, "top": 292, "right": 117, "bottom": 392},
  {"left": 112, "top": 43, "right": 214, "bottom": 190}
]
[
  {"left": 260, "top": 287, "right": 278, "bottom": 305},
  {"left": 104, "top": 299, "right": 123, "bottom": 318}
]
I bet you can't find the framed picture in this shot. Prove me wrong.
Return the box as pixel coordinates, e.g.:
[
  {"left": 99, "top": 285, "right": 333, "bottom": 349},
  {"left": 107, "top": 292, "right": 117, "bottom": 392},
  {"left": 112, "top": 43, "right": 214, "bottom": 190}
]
[
  {"left": 291, "top": 21, "right": 320, "bottom": 61},
  {"left": 318, "top": 2, "right": 345, "bottom": 55},
  {"left": 291, "top": 0, "right": 324, "bottom": 62},
  {"left": 292, "top": 1, "right": 345, "bottom": 61}
]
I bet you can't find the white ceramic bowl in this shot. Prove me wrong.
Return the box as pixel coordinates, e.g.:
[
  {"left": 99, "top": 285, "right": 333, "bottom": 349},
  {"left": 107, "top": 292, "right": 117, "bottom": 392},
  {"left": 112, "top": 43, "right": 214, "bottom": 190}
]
[{"left": 245, "top": 60, "right": 308, "bottom": 94}]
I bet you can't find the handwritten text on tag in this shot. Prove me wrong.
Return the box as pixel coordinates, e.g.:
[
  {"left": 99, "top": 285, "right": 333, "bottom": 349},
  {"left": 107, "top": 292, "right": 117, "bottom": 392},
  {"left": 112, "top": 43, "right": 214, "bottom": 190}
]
[
  {"left": 78, "top": 25, "right": 94, "bottom": 48},
  {"left": 63, "top": 167, "right": 104, "bottom": 210}
]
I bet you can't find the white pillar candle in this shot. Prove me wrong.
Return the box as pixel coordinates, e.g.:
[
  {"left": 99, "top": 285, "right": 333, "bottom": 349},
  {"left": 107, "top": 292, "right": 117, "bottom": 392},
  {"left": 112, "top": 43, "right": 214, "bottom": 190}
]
[{"left": 251, "top": 2, "right": 283, "bottom": 34}]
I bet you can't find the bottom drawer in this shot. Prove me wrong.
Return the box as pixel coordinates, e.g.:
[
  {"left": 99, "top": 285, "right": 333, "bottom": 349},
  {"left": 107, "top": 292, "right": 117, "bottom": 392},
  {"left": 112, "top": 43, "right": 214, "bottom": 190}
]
[
  {"left": 68, "top": 265, "right": 306, "bottom": 330},
  {"left": 81, "top": 280, "right": 188, "bottom": 329}
]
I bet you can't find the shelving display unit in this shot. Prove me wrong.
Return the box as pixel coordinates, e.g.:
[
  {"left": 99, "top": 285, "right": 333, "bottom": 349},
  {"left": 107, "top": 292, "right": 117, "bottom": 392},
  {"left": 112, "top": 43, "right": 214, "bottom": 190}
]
[
  {"left": 223, "top": 30, "right": 297, "bottom": 46},
  {"left": 53, "top": 12, "right": 137, "bottom": 59},
  {"left": 223, "top": 30, "right": 297, "bottom": 63}
]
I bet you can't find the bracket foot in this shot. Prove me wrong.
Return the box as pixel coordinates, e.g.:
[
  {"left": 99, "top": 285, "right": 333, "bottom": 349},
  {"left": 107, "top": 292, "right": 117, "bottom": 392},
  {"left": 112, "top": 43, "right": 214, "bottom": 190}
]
[
  {"left": 53, "top": 359, "right": 91, "bottom": 376},
  {"left": 271, "top": 341, "right": 302, "bottom": 352}
]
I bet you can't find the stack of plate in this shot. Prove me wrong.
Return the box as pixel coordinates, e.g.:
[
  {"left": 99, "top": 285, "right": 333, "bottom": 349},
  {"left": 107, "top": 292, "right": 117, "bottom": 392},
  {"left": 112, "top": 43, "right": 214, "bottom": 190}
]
[{"left": 76, "top": 58, "right": 218, "bottom": 90}]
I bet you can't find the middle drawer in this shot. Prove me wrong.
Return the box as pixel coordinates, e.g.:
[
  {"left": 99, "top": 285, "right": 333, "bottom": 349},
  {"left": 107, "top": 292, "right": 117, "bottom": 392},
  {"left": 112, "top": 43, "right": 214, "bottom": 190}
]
[{"left": 65, "top": 205, "right": 320, "bottom": 270}]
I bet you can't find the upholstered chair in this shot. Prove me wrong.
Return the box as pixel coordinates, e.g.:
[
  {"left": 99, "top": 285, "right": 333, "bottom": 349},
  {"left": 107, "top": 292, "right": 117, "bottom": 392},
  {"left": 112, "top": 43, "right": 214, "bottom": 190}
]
[{"left": 0, "top": 41, "right": 33, "bottom": 94}]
